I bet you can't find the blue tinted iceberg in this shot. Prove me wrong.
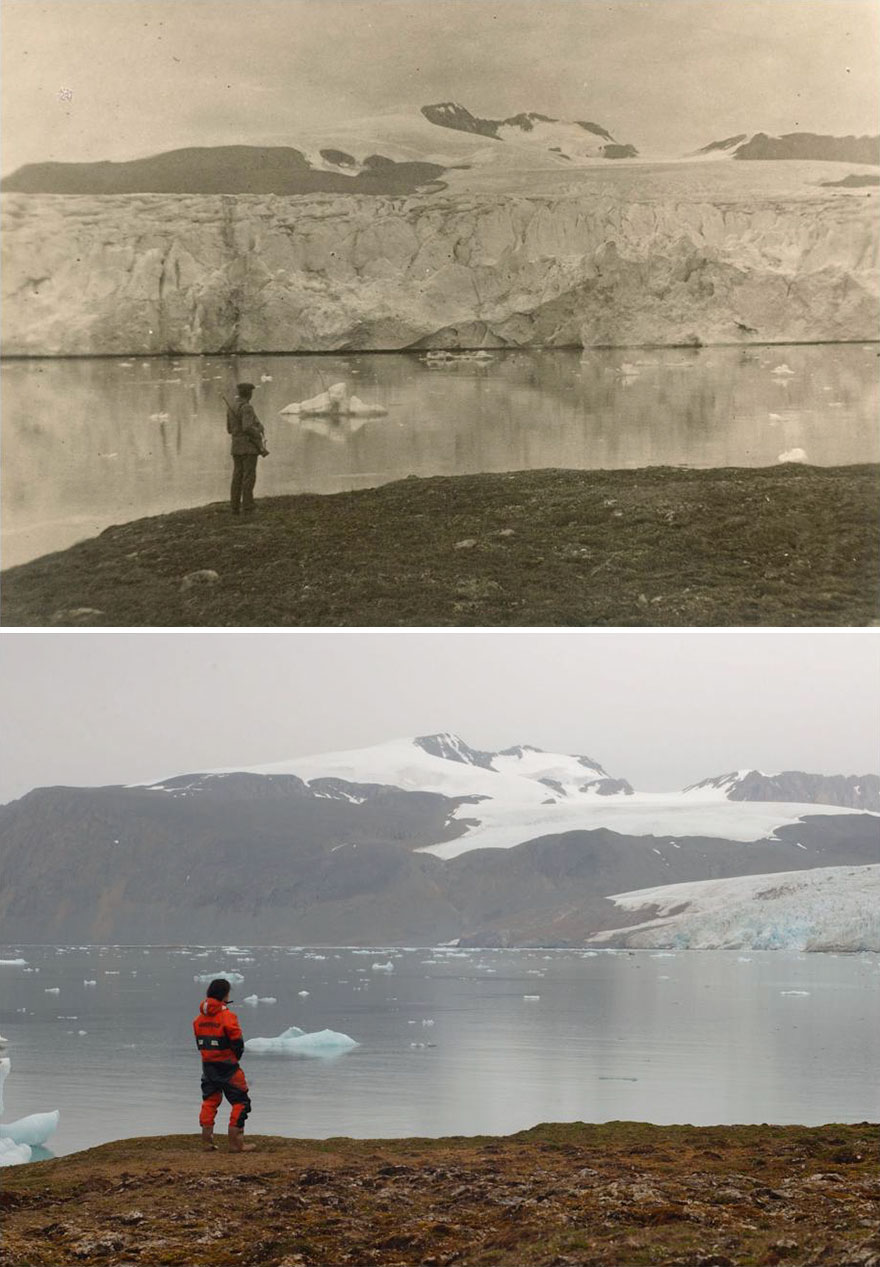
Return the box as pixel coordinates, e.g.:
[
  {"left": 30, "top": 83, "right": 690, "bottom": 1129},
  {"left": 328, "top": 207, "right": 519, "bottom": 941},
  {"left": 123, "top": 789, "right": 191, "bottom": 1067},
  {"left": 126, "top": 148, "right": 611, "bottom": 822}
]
[
  {"left": 0, "top": 1056, "right": 59, "bottom": 1162},
  {"left": 1, "top": 1110, "right": 60, "bottom": 1147},
  {"left": 0, "top": 1137, "right": 31, "bottom": 1166}
]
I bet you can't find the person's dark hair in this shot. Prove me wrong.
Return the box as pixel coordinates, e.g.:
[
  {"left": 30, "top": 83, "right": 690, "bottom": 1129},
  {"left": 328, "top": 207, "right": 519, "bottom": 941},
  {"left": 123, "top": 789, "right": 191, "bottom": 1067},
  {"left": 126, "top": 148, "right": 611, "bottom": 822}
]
[
  {"left": 206, "top": 978, "right": 231, "bottom": 1001},
  {"left": 236, "top": 382, "right": 255, "bottom": 399}
]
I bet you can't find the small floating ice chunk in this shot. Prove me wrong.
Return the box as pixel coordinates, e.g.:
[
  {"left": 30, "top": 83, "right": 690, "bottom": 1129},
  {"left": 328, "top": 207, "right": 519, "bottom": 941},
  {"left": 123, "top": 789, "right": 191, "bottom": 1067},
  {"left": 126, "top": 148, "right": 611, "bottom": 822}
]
[
  {"left": 777, "top": 448, "right": 808, "bottom": 464},
  {"left": 297, "top": 990, "right": 310, "bottom": 997},
  {"left": 771, "top": 364, "right": 795, "bottom": 376},
  {"left": 193, "top": 970, "right": 245, "bottom": 984},
  {"left": 149, "top": 412, "right": 171, "bottom": 422},
  {"left": 371, "top": 962, "right": 394, "bottom": 972},
  {"left": 523, "top": 995, "right": 541, "bottom": 1001},
  {"left": 0, "top": 959, "right": 27, "bottom": 967},
  {"left": 260, "top": 374, "right": 273, "bottom": 382},
  {"left": 780, "top": 990, "right": 810, "bottom": 996},
  {"left": 245, "top": 1026, "right": 359, "bottom": 1056},
  {"left": 44, "top": 988, "right": 60, "bottom": 995}
]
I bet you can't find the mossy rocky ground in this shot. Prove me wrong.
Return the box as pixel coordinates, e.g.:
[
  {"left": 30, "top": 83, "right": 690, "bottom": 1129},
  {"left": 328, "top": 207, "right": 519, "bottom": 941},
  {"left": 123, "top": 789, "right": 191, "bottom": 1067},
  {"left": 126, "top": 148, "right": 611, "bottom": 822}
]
[
  {"left": 1, "top": 1122, "right": 878, "bottom": 1266},
  {"left": 2, "top": 466, "right": 878, "bottom": 626}
]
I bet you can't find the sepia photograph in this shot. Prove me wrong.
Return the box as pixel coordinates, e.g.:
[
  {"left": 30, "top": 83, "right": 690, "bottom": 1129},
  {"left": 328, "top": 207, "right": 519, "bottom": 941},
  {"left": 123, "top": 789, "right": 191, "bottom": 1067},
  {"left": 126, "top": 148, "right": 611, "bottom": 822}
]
[
  {"left": 0, "top": 627, "right": 878, "bottom": 1264},
  {"left": 0, "top": 0, "right": 878, "bottom": 626}
]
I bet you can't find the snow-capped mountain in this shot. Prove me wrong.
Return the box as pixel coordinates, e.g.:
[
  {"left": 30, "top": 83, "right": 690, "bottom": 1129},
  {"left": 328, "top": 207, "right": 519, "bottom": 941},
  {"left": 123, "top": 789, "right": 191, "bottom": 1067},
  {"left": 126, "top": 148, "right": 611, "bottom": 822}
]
[
  {"left": 1, "top": 735, "right": 877, "bottom": 946},
  {"left": 166, "top": 732, "right": 630, "bottom": 806},
  {"left": 592, "top": 864, "right": 880, "bottom": 952},
  {"left": 141, "top": 736, "right": 876, "bottom": 864},
  {"left": 420, "top": 102, "right": 638, "bottom": 161}
]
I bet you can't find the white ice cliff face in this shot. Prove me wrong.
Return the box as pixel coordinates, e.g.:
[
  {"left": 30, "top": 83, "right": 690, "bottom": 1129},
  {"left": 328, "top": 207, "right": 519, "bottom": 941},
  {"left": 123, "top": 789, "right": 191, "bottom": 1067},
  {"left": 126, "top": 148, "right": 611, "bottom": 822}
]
[
  {"left": 2, "top": 175, "right": 877, "bottom": 355},
  {"left": 591, "top": 864, "right": 880, "bottom": 951}
]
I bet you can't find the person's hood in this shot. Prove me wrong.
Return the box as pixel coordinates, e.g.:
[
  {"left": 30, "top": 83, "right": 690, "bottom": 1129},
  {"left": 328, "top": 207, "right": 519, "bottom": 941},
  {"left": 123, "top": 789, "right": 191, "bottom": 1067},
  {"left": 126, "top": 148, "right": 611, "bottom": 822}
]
[{"left": 199, "top": 998, "right": 225, "bottom": 1017}]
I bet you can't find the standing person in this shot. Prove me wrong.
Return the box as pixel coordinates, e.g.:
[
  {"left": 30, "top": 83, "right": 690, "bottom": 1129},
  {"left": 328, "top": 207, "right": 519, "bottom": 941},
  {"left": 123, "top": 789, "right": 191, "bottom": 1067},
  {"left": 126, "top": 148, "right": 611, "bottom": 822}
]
[
  {"left": 193, "top": 978, "right": 255, "bottom": 1152},
  {"left": 227, "top": 382, "right": 269, "bottom": 515}
]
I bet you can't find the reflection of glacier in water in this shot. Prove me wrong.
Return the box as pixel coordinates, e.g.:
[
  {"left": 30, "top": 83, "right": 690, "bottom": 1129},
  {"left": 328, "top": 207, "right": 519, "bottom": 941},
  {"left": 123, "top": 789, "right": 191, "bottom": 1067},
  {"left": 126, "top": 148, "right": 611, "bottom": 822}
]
[
  {"left": 1, "top": 943, "right": 879, "bottom": 1159},
  {"left": 1, "top": 343, "right": 878, "bottom": 567}
]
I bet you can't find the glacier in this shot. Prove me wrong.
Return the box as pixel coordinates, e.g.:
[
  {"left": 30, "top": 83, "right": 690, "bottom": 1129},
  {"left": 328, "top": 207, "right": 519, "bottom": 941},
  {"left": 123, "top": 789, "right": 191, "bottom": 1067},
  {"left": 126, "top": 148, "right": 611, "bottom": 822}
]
[
  {"left": 244, "top": 1026, "right": 359, "bottom": 1056},
  {"left": 591, "top": 863, "right": 880, "bottom": 951},
  {"left": 2, "top": 159, "right": 876, "bottom": 356}
]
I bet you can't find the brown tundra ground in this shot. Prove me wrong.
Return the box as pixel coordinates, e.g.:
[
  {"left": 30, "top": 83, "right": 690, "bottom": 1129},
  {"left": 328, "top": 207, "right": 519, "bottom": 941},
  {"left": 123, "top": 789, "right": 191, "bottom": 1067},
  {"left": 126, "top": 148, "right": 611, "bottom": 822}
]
[
  {"left": 1, "top": 1122, "right": 878, "bottom": 1267},
  {"left": 2, "top": 465, "right": 878, "bottom": 626}
]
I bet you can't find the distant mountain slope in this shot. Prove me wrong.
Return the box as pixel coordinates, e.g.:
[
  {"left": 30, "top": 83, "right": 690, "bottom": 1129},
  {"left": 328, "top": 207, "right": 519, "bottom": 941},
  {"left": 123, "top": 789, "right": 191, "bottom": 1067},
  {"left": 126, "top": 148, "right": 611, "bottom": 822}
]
[
  {"left": 0, "top": 734, "right": 877, "bottom": 945},
  {"left": 0, "top": 145, "right": 447, "bottom": 196},
  {"left": 685, "top": 770, "right": 880, "bottom": 812},
  {"left": 693, "top": 132, "right": 880, "bottom": 165},
  {"left": 693, "top": 134, "right": 748, "bottom": 156},
  {"left": 421, "top": 101, "right": 637, "bottom": 160}
]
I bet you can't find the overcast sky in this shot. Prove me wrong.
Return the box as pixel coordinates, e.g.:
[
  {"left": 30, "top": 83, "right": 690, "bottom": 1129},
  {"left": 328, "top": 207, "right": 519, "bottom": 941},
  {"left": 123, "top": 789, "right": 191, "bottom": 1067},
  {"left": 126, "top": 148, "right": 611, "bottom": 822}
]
[
  {"left": 2, "top": 0, "right": 878, "bottom": 174},
  {"left": 0, "top": 630, "right": 877, "bottom": 803}
]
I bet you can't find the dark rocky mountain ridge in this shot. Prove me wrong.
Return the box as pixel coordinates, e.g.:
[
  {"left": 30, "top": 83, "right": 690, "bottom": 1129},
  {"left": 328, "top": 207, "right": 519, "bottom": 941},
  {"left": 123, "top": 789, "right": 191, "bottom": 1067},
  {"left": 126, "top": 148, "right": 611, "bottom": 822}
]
[
  {"left": 685, "top": 770, "right": 880, "bottom": 811},
  {"left": 695, "top": 132, "right": 880, "bottom": 165},
  {"left": 0, "top": 145, "right": 446, "bottom": 196}
]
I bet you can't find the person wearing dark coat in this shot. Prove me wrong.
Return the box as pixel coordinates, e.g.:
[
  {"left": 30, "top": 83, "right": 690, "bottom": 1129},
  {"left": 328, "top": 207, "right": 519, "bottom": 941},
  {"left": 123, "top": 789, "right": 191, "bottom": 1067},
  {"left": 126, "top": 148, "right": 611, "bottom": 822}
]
[{"left": 227, "top": 382, "right": 268, "bottom": 514}]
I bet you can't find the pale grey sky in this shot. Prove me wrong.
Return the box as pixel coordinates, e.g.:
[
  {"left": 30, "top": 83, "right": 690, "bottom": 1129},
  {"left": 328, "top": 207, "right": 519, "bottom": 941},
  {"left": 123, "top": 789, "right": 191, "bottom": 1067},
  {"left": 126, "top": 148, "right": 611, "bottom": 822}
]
[
  {"left": 2, "top": 0, "right": 878, "bottom": 174},
  {"left": 0, "top": 630, "right": 877, "bottom": 803}
]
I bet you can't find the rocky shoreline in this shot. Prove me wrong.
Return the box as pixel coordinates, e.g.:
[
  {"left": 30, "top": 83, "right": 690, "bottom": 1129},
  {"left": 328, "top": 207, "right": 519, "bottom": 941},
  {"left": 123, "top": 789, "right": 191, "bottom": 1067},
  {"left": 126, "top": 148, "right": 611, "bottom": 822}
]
[
  {"left": 1, "top": 1122, "right": 878, "bottom": 1266},
  {"left": 2, "top": 466, "right": 878, "bottom": 627}
]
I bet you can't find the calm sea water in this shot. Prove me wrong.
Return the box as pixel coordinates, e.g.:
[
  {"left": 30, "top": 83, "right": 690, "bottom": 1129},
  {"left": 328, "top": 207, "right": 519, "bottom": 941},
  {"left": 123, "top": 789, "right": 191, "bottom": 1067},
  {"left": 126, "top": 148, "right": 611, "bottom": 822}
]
[
  {"left": 1, "top": 945, "right": 878, "bottom": 1160},
  {"left": 2, "top": 344, "right": 877, "bottom": 568}
]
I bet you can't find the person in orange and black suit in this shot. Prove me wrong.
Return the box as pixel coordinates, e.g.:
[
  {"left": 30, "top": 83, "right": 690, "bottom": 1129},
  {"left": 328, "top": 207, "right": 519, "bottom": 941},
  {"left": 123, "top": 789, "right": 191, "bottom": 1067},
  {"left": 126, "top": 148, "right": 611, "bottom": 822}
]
[
  {"left": 193, "top": 978, "right": 255, "bottom": 1152},
  {"left": 227, "top": 382, "right": 269, "bottom": 515}
]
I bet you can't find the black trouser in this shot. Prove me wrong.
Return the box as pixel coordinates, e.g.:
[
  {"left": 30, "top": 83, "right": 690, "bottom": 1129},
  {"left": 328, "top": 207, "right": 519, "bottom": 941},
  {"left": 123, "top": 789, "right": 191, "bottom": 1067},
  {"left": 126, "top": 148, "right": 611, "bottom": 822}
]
[
  {"left": 199, "top": 1061, "right": 251, "bottom": 1129},
  {"left": 231, "top": 454, "right": 258, "bottom": 512}
]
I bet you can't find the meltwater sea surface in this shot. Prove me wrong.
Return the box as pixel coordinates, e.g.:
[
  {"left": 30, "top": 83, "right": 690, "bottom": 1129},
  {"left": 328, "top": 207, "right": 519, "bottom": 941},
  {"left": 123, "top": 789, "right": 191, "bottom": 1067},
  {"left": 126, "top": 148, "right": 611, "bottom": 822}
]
[{"left": 1, "top": 945, "right": 878, "bottom": 1159}]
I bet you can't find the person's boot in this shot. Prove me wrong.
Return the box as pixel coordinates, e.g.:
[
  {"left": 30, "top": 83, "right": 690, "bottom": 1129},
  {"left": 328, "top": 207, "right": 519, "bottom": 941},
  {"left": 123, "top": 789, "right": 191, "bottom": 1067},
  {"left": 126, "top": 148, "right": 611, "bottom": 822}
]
[
  {"left": 201, "top": 1126, "right": 218, "bottom": 1151},
  {"left": 228, "top": 1126, "right": 256, "bottom": 1152}
]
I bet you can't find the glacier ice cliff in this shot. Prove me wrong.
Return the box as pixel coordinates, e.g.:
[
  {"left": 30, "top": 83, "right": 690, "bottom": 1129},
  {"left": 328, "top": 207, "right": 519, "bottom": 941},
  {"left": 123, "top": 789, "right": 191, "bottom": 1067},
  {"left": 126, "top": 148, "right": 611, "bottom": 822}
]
[
  {"left": 2, "top": 177, "right": 877, "bottom": 355},
  {"left": 591, "top": 863, "right": 880, "bottom": 952}
]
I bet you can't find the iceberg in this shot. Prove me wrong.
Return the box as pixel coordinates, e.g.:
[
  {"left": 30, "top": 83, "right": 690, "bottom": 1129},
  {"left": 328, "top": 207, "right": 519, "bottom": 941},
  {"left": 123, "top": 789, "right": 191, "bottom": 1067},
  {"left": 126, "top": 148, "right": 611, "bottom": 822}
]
[
  {"left": 192, "top": 970, "right": 245, "bottom": 984},
  {"left": 0, "top": 1057, "right": 59, "bottom": 1160},
  {"left": 0, "top": 1110, "right": 60, "bottom": 1147},
  {"left": 245, "top": 1026, "right": 359, "bottom": 1056},
  {"left": 0, "top": 1138, "right": 31, "bottom": 1167},
  {"left": 0, "top": 959, "right": 27, "bottom": 966},
  {"left": 371, "top": 962, "right": 394, "bottom": 972},
  {"left": 280, "top": 382, "right": 387, "bottom": 417}
]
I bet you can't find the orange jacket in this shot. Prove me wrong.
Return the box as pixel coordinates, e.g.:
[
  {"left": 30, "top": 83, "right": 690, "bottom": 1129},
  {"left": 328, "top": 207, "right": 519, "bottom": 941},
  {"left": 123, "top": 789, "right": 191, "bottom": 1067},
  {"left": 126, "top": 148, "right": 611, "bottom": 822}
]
[{"left": 193, "top": 997, "right": 244, "bottom": 1064}]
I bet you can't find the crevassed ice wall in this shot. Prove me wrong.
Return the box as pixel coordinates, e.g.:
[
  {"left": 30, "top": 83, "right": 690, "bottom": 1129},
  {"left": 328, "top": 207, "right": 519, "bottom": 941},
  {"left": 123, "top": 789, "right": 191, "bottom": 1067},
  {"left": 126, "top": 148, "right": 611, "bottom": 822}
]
[{"left": 2, "top": 189, "right": 878, "bottom": 355}]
